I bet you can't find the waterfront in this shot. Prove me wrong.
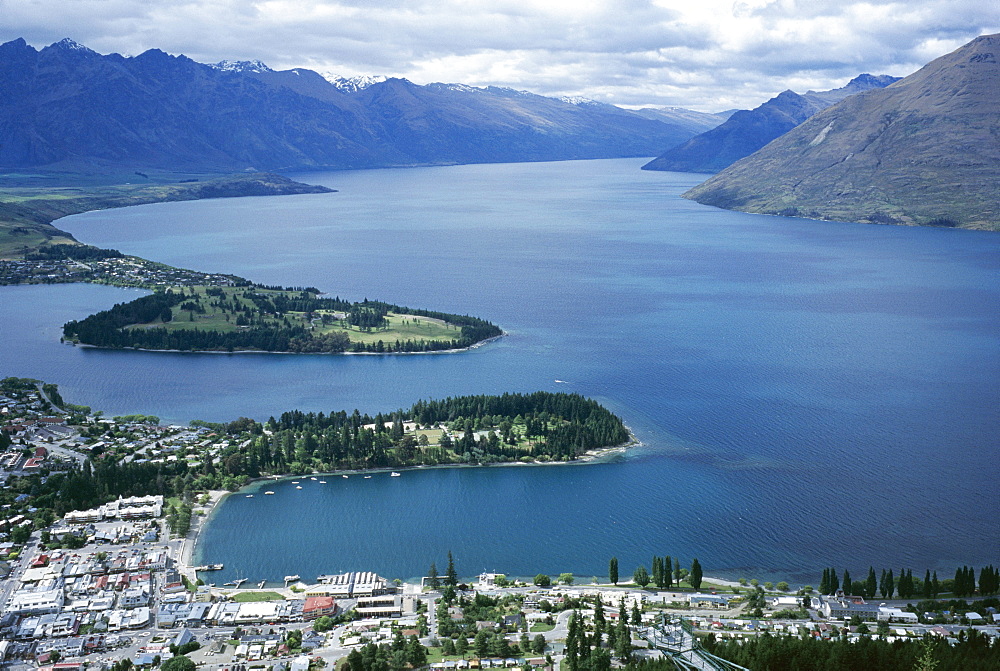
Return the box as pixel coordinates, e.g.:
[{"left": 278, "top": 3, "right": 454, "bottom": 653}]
[{"left": 3, "top": 158, "right": 998, "bottom": 582}]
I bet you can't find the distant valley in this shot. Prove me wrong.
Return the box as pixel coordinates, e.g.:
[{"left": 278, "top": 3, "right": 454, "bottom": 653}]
[{"left": 642, "top": 74, "right": 899, "bottom": 174}]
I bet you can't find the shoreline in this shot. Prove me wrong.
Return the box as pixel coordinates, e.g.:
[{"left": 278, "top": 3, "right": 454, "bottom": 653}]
[
  {"left": 182, "top": 435, "right": 639, "bottom": 577},
  {"left": 69, "top": 332, "right": 506, "bottom": 356}
]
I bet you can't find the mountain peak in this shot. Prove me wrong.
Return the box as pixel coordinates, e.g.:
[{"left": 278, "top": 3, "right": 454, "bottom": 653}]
[
  {"left": 323, "top": 73, "right": 388, "bottom": 92},
  {"left": 213, "top": 59, "right": 273, "bottom": 74},
  {"left": 684, "top": 33, "right": 1000, "bottom": 230}
]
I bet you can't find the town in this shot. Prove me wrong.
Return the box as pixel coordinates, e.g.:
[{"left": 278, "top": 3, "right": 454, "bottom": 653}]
[{"left": 2, "top": 380, "right": 999, "bottom": 671}]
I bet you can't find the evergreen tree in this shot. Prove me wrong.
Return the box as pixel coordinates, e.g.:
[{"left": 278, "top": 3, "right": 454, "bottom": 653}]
[
  {"left": 866, "top": 567, "right": 877, "bottom": 599},
  {"left": 673, "top": 557, "right": 681, "bottom": 584},
  {"left": 842, "top": 569, "right": 851, "bottom": 596},
  {"left": 830, "top": 567, "right": 839, "bottom": 595},
  {"left": 633, "top": 565, "right": 650, "bottom": 588},
  {"left": 932, "top": 571, "right": 940, "bottom": 598},
  {"left": 923, "top": 569, "right": 932, "bottom": 599},
  {"left": 428, "top": 562, "right": 440, "bottom": 589},
  {"left": 614, "top": 599, "right": 631, "bottom": 662},
  {"left": 690, "top": 558, "right": 703, "bottom": 590},
  {"left": 609, "top": 557, "right": 619, "bottom": 585},
  {"left": 664, "top": 555, "right": 672, "bottom": 587},
  {"left": 652, "top": 556, "right": 663, "bottom": 589},
  {"left": 565, "top": 611, "right": 580, "bottom": 671},
  {"left": 445, "top": 551, "right": 458, "bottom": 586},
  {"left": 821, "top": 568, "right": 830, "bottom": 595},
  {"left": 886, "top": 569, "right": 894, "bottom": 599}
]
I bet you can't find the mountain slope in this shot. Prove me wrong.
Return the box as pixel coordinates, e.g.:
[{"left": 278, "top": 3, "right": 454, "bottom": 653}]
[
  {"left": 0, "top": 38, "right": 700, "bottom": 172},
  {"left": 684, "top": 34, "right": 1000, "bottom": 231},
  {"left": 642, "top": 74, "right": 898, "bottom": 174}
]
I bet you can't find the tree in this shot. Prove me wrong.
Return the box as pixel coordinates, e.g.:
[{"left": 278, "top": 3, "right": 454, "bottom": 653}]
[
  {"left": 534, "top": 574, "right": 551, "bottom": 587},
  {"left": 673, "top": 557, "right": 681, "bottom": 584},
  {"left": 161, "top": 656, "right": 196, "bottom": 671},
  {"left": 776, "top": 581, "right": 789, "bottom": 592},
  {"left": 652, "top": 556, "right": 662, "bottom": 589},
  {"left": 690, "top": 558, "right": 703, "bottom": 590},
  {"left": 446, "top": 551, "right": 458, "bottom": 586},
  {"left": 866, "top": 567, "right": 877, "bottom": 599},
  {"left": 609, "top": 557, "right": 619, "bottom": 585},
  {"left": 314, "top": 615, "right": 333, "bottom": 632},
  {"left": 532, "top": 634, "right": 546, "bottom": 654},
  {"left": 664, "top": 555, "right": 672, "bottom": 587},
  {"left": 455, "top": 636, "right": 468, "bottom": 657},
  {"left": 633, "top": 566, "right": 650, "bottom": 588},
  {"left": 842, "top": 569, "right": 851, "bottom": 596},
  {"left": 559, "top": 573, "right": 575, "bottom": 585},
  {"left": 428, "top": 562, "right": 440, "bottom": 589}
]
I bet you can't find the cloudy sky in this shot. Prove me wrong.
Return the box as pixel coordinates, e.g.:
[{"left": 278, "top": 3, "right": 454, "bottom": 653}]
[{"left": 2, "top": 0, "right": 996, "bottom": 111}]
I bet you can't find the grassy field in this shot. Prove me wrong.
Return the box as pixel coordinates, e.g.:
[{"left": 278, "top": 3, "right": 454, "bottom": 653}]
[
  {"left": 232, "top": 591, "right": 285, "bottom": 602},
  {"left": 131, "top": 285, "right": 463, "bottom": 347}
]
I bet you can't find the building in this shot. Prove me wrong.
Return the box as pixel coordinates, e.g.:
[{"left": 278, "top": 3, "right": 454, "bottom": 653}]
[
  {"left": 820, "top": 597, "right": 881, "bottom": 622},
  {"left": 303, "top": 596, "right": 337, "bottom": 620}
]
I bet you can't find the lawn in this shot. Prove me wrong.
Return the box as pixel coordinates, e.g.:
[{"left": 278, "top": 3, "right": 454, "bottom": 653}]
[{"left": 232, "top": 591, "right": 285, "bottom": 602}]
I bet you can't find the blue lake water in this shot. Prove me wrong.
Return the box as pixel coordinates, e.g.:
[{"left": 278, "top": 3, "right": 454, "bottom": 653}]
[{"left": 4, "top": 158, "right": 998, "bottom": 584}]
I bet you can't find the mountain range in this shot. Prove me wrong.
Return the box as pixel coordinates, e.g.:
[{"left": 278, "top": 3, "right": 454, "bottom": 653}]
[
  {"left": 0, "top": 38, "right": 714, "bottom": 173},
  {"left": 684, "top": 33, "right": 1000, "bottom": 231},
  {"left": 641, "top": 74, "right": 899, "bottom": 174}
]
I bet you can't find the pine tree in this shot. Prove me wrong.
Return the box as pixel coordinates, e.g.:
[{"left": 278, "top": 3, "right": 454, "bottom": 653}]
[
  {"left": 821, "top": 568, "right": 830, "bottom": 595},
  {"left": 830, "top": 567, "right": 839, "bottom": 594},
  {"left": 609, "top": 557, "right": 619, "bottom": 585},
  {"left": 886, "top": 569, "right": 894, "bottom": 599},
  {"left": 445, "top": 551, "right": 458, "bottom": 586},
  {"left": 652, "top": 556, "right": 663, "bottom": 589},
  {"left": 664, "top": 555, "right": 672, "bottom": 587},
  {"left": 690, "top": 558, "right": 703, "bottom": 590},
  {"left": 842, "top": 569, "right": 852, "bottom": 596},
  {"left": 932, "top": 571, "right": 939, "bottom": 598},
  {"left": 673, "top": 557, "right": 680, "bottom": 584},
  {"left": 923, "top": 569, "right": 932, "bottom": 599},
  {"left": 879, "top": 569, "right": 888, "bottom": 598},
  {"left": 428, "top": 562, "right": 440, "bottom": 589},
  {"left": 866, "top": 567, "right": 877, "bottom": 599}
]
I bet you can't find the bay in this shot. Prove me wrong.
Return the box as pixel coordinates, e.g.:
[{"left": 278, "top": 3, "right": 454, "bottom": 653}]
[{"left": 4, "top": 157, "right": 996, "bottom": 584}]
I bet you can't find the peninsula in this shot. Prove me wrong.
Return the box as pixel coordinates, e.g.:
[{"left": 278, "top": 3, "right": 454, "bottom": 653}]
[{"left": 1, "top": 172, "right": 503, "bottom": 354}]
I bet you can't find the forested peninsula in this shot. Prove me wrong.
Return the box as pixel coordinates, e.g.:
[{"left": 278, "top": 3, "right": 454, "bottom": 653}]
[
  {"left": 62, "top": 284, "right": 503, "bottom": 353},
  {"left": 7, "top": 384, "right": 633, "bottom": 517}
]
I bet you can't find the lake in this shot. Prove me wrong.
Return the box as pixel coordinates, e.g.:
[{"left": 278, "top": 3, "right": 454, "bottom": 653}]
[{"left": 5, "top": 158, "right": 997, "bottom": 584}]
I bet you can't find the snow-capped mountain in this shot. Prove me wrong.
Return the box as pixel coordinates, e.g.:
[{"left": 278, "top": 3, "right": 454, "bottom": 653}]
[
  {"left": 322, "top": 73, "right": 388, "bottom": 92},
  {"left": 212, "top": 59, "right": 273, "bottom": 74}
]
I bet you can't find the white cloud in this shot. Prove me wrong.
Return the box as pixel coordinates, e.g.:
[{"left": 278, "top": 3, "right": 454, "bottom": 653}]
[{"left": 1, "top": 0, "right": 996, "bottom": 110}]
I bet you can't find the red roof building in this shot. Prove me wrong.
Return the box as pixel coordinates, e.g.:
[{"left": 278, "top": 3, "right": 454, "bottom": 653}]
[{"left": 303, "top": 596, "right": 337, "bottom": 620}]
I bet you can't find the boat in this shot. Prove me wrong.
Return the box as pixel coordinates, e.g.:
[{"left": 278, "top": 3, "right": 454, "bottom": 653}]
[
  {"left": 310, "top": 477, "right": 317, "bottom": 481},
  {"left": 258, "top": 580, "right": 266, "bottom": 588},
  {"left": 223, "top": 581, "right": 236, "bottom": 586},
  {"left": 233, "top": 578, "right": 247, "bottom": 588},
  {"left": 196, "top": 564, "right": 224, "bottom": 572},
  {"left": 245, "top": 494, "right": 254, "bottom": 498},
  {"left": 391, "top": 472, "right": 401, "bottom": 477},
  {"left": 364, "top": 475, "right": 372, "bottom": 479},
  {"left": 319, "top": 480, "right": 327, "bottom": 484},
  {"left": 284, "top": 574, "right": 300, "bottom": 582},
  {"left": 264, "top": 491, "right": 274, "bottom": 495},
  {"left": 292, "top": 481, "right": 299, "bottom": 484},
  {"left": 342, "top": 474, "right": 349, "bottom": 479},
  {"left": 296, "top": 485, "right": 302, "bottom": 489}
]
